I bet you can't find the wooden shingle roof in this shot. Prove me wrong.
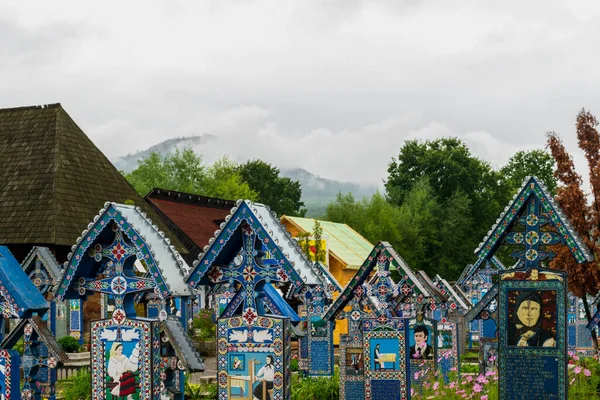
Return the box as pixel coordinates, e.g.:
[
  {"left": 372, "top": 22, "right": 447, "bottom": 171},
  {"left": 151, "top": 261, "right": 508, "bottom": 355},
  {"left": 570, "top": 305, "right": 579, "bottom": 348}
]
[
  {"left": 0, "top": 104, "right": 185, "bottom": 251},
  {"left": 145, "top": 188, "right": 234, "bottom": 262}
]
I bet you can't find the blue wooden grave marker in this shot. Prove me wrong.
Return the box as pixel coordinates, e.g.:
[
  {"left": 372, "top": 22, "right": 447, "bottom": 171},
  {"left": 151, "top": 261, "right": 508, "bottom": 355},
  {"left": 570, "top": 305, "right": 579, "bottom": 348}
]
[
  {"left": 470, "top": 177, "right": 593, "bottom": 400},
  {"left": 20, "top": 247, "right": 66, "bottom": 338},
  {"left": 0, "top": 246, "right": 50, "bottom": 400},
  {"left": 55, "top": 203, "right": 202, "bottom": 400},
  {"left": 186, "top": 200, "right": 338, "bottom": 398},
  {"left": 362, "top": 317, "right": 410, "bottom": 400},
  {"left": 324, "top": 242, "right": 426, "bottom": 400}
]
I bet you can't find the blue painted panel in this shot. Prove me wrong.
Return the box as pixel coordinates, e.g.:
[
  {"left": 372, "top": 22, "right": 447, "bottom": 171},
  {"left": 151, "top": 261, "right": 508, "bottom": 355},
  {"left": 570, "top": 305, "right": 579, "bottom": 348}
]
[
  {"left": 568, "top": 325, "right": 577, "bottom": 348},
  {"left": 371, "top": 379, "right": 401, "bottom": 400},
  {"left": 482, "top": 319, "right": 496, "bottom": 338},
  {"left": 309, "top": 340, "right": 333, "bottom": 376},
  {"left": 577, "top": 325, "right": 593, "bottom": 349},
  {"left": 147, "top": 302, "right": 160, "bottom": 319},
  {"left": 504, "top": 354, "right": 558, "bottom": 399},
  {"left": 299, "top": 337, "right": 308, "bottom": 359},
  {"left": 345, "top": 380, "right": 364, "bottom": 400}
]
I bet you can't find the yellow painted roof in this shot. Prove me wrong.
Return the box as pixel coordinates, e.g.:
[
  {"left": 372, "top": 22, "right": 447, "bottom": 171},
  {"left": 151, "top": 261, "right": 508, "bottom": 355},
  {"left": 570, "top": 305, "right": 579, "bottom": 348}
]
[{"left": 282, "top": 216, "right": 373, "bottom": 269}]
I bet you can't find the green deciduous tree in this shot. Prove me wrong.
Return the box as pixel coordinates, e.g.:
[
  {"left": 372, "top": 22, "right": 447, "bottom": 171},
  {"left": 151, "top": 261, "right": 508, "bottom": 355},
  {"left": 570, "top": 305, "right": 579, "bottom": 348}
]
[
  {"left": 237, "top": 160, "right": 306, "bottom": 217},
  {"left": 500, "top": 149, "right": 557, "bottom": 195},
  {"left": 384, "top": 138, "right": 507, "bottom": 276},
  {"left": 325, "top": 181, "right": 472, "bottom": 278},
  {"left": 204, "top": 156, "right": 258, "bottom": 201},
  {"left": 124, "top": 148, "right": 257, "bottom": 201}
]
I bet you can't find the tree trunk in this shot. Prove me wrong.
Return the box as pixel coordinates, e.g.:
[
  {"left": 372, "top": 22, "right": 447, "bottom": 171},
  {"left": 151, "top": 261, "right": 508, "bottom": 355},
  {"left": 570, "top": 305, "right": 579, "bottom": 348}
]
[{"left": 582, "top": 296, "right": 599, "bottom": 354}]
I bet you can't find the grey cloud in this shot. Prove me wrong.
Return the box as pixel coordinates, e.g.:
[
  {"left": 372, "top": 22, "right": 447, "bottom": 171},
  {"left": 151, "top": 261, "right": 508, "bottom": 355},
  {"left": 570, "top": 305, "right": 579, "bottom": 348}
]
[{"left": 0, "top": 0, "right": 597, "bottom": 187}]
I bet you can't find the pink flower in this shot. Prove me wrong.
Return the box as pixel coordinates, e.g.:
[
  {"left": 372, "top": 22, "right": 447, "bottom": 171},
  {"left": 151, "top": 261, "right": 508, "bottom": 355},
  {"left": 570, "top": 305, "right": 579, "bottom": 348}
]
[
  {"left": 466, "top": 375, "right": 473, "bottom": 382},
  {"left": 481, "top": 396, "right": 488, "bottom": 400},
  {"left": 449, "top": 382, "right": 456, "bottom": 389},
  {"left": 433, "top": 382, "right": 440, "bottom": 390},
  {"left": 574, "top": 366, "right": 582, "bottom": 374},
  {"left": 473, "top": 383, "right": 483, "bottom": 393},
  {"left": 584, "top": 369, "right": 592, "bottom": 377}
]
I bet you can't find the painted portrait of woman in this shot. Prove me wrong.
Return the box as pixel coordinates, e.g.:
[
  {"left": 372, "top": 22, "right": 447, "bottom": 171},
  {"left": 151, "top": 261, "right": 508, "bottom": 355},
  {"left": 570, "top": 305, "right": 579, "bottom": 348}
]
[
  {"left": 107, "top": 342, "right": 140, "bottom": 399},
  {"left": 508, "top": 291, "right": 556, "bottom": 347}
]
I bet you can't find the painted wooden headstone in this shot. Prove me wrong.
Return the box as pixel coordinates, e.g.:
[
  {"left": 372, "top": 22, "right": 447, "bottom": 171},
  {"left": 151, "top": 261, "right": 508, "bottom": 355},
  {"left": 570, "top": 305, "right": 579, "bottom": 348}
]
[
  {"left": 0, "top": 246, "right": 50, "bottom": 400},
  {"left": 458, "top": 257, "right": 505, "bottom": 346},
  {"left": 91, "top": 318, "right": 159, "bottom": 400},
  {"left": 567, "top": 294, "right": 595, "bottom": 352},
  {"left": 186, "top": 200, "right": 339, "bottom": 399},
  {"left": 159, "top": 317, "right": 205, "bottom": 398},
  {"left": 218, "top": 315, "right": 290, "bottom": 400},
  {"left": 2, "top": 317, "right": 68, "bottom": 400},
  {"left": 478, "top": 338, "right": 498, "bottom": 375},
  {"left": 408, "top": 313, "right": 437, "bottom": 390},
  {"left": 68, "top": 299, "right": 83, "bottom": 343},
  {"left": 499, "top": 268, "right": 567, "bottom": 399},
  {"left": 55, "top": 203, "right": 197, "bottom": 400},
  {"left": 323, "top": 242, "right": 428, "bottom": 400},
  {"left": 362, "top": 317, "right": 409, "bottom": 400},
  {"left": 336, "top": 296, "right": 374, "bottom": 400},
  {"left": 20, "top": 247, "right": 66, "bottom": 338},
  {"left": 470, "top": 177, "right": 593, "bottom": 400},
  {"left": 437, "top": 320, "right": 459, "bottom": 382},
  {"left": 296, "top": 285, "right": 336, "bottom": 377}
]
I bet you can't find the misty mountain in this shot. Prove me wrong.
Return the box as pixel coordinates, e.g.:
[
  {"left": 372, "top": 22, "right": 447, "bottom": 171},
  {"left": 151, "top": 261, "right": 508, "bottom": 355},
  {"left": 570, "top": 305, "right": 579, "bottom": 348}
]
[
  {"left": 113, "top": 135, "right": 216, "bottom": 173},
  {"left": 280, "top": 167, "right": 378, "bottom": 217},
  {"left": 111, "top": 135, "right": 378, "bottom": 216}
]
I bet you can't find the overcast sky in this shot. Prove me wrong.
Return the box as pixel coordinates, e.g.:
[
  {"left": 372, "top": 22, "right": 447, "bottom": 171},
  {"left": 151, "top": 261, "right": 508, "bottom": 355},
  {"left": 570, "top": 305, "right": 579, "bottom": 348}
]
[{"left": 1, "top": 0, "right": 600, "bottom": 186}]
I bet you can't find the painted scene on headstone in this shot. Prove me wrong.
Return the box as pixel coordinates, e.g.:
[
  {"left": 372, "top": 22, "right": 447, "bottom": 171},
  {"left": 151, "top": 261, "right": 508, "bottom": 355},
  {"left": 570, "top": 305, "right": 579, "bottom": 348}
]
[
  {"left": 218, "top": 316, "right": 289, "bottom": 400},
  {"left": 363, "top": 317, "right": 409, "bottom": 400},
  {"left": 345, "top": 347, "right": 364, "bottom": 376},
  {"left": 104, "top": 333, "right": 141, "bottom": 398},
  {"left": 91, "top": 319, "right": 154, "bottom": 400}
]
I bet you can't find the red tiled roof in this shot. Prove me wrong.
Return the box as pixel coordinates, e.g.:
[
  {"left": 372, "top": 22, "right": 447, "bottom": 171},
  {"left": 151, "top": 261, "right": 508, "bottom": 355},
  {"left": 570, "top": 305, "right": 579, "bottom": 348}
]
[{"left": 145, "top": 189, "right": 235, "bottom": 262}]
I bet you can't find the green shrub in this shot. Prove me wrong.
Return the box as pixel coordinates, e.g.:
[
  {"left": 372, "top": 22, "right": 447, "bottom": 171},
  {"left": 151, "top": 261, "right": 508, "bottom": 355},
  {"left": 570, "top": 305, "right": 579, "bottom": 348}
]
[
  {"left": 291, "top": 367, "right": 339, "bottom": 400},
  {"left": 59, "top": 369, "right": 91, "bottom": 400},
  {"left": 194, "top": 309, "right": 216, "bottom": 342},
  {"left": 58, "top": 336, "right": 81, "bottom": 353},
  {"left": 185, "top": 381, "right": 218, "bottom": 399},
  {"left": 291, "top": 356, "right": 299, "bottom": 372},
  {"left": 12, "top": 338, "right": 23, "bottom": 355},
  {"left": 460, "top": 363, "right": 480, "bottom": 374}
]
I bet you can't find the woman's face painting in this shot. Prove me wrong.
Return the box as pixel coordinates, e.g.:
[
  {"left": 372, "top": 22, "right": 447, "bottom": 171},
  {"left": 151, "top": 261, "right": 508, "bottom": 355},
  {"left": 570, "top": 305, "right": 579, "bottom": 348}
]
[
  {"left": 116, "top": 345, "right": 123, "bottom": 356},
  {"left": 517, "top": 300, "right": 541, "bottom": 327}
]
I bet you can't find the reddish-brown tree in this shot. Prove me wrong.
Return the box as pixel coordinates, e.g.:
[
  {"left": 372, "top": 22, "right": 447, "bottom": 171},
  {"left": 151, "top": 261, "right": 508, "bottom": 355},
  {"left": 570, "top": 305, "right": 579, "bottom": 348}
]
[{"left": 547, "top": 109, "right": 600, "bottom": 351}]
